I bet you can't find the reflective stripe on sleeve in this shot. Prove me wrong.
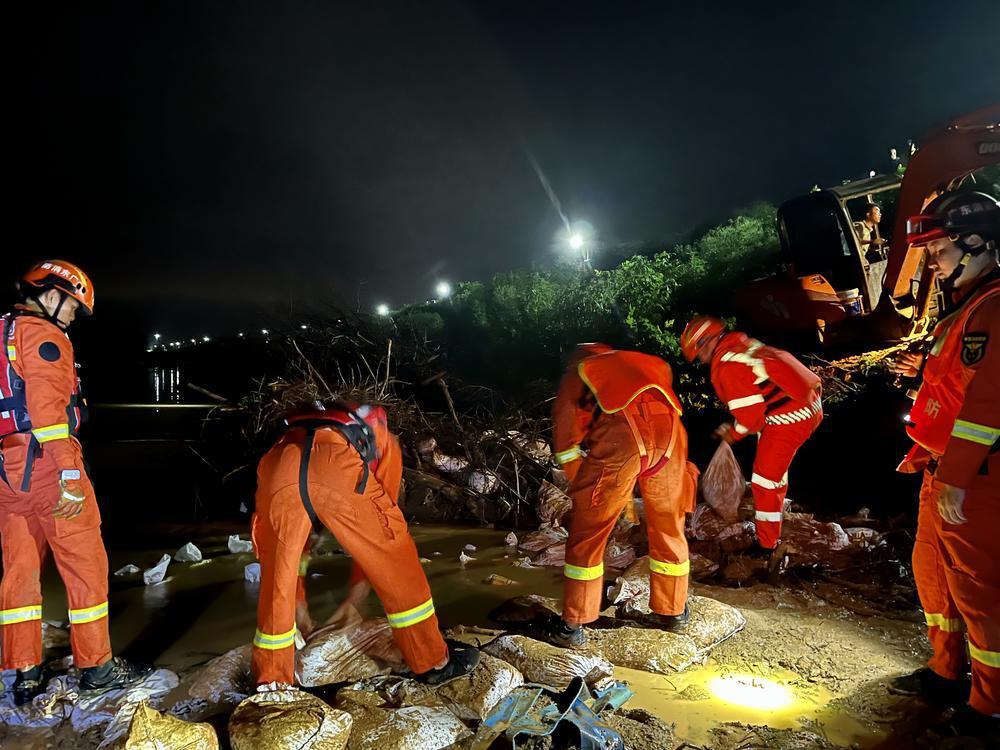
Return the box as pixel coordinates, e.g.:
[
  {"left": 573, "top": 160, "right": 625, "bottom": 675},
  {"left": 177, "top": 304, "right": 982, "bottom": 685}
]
[
  {"left": 68, "top": 601, "right": 109, "bottom": 624},
  {"left": 563, "top": 562, "right": 604, "bottom": 581},
  {"left": 32, "top": 423, "right": 70, "bottom": 443},
  {"left": 386, "top": 598, "right": 436, "bottom": 629},
  {"left": 951, "top": 419, "right": 1000, "bottom": 447},
  {"left": 751, "top": 473, "right": 786, "bottom": 490},
  {"left": 755, "top": 510, "right": 783, "bottom": 522},
  {"left": 0, "top": 605, "right": 43, "bottom": 625},
  {"left": 733, "top": 421, "right": 750, "bottom": 435},
  {"left": 649, "top": 558, "right": 690, "bottom": 576},
  {"left": 298, "top": 555, "right": 310, "bottom": 577},
  {"left": 924, "top": 612, "right": 965, "bottom": 633},
  {"left": 727, "top": 394, "right": 765, "bottom": 410},
  {"left": 969, "top": 643, "right": 1000, "bottom": 668},
  {"left": 5, "top": 345, "right": 16, "bottom": 361},
  {"left": 555, "top": 446, "right": 583, "bottom": 465},
  {"left": 253, "top": 626, "right": 297, "bottom": 650}
]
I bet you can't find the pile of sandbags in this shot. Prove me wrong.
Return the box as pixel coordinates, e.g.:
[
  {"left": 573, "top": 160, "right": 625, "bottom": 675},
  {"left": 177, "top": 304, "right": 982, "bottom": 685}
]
[
  {"left": 482, "top": 635, "right": 613, "bottom": 689},
  {"left": 168, "top": 645, "right": 252, "bottom": 722},
  {"left": 99, "top": 701, "right": 218, "bottom": 749}
]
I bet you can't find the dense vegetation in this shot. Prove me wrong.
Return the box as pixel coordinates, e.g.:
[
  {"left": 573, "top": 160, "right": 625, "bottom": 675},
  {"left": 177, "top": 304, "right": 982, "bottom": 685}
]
[{"left": 386, "top": 203, "right": 781, "bottom": 390}]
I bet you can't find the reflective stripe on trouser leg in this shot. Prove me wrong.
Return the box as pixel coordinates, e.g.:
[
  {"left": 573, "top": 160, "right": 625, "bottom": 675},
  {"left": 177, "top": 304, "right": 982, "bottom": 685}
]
[
  {"left": 253, "top": 626, "right": 297, "bottom": 650},
  {"left": 68, "top": 601, "right": 109, "bottom": 624},
  {"left": 0, "top": 605, "right": 44, "bottom": 625},
  {"left": 386, "top": 598, "right": 436, "bottom": 629},
  {"left": 564, "top": 562, "right": 604, "bottom": 581},
  {"left": 0, "top": 512, "right": 48, "bottom": 670}
]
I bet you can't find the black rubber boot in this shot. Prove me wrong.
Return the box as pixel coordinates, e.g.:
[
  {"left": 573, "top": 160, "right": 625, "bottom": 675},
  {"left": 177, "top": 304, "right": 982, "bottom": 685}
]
[
  {"left": 416, "top": 642, "right": 481, "bottom": 687},
  {"left": 888, "top": 667, "right": 969, "bottom": 705},
  {"left": 79, "top": 657, "right": 152, "bottom": 691},
  {"left": 636, "top": 604, "right": 690, "bottom": 633},
  {"left": 539, "top": 615, "right": 586, "bottom": 648},
  {"left": 12, "top": 665, "right": 45, "bottom": 706},
  {"left": 942, "top": 704, "right": 1000, "bottom": 744}
]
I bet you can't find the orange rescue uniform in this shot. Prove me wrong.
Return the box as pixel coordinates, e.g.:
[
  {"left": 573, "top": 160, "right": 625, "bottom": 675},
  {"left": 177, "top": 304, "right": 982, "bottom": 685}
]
[
  {"left": 901, "top": 271, "right": 1000, "bottom": 717},
  {"left": 709, "top": 332, "right": 823, "bottom": 549},
  {"left": 553, "top": 347, "right": 697, "bottom": 625},
  {"left": 251, "top": 412, "right": 448, "bottom": 685},
  {"left": 0, "top": 310, "right": 111, "bottom": 670}
]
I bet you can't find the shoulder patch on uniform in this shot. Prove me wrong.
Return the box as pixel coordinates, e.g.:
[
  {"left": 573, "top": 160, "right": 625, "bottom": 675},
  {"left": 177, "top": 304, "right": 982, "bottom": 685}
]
[
  {"left": 38, "top": 341, "right": 62, "bottom": 362},
  {"left": 961, "top": 332, "right": 988, "bottom": 366}
]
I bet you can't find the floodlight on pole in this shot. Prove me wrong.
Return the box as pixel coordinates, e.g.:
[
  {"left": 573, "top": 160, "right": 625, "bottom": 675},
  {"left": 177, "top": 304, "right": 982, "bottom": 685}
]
[
  {"left": 435, "top": 281, "right": 452, "bottom": 299},
  {"left": 568, "top": 233, "right": 584, "bottom": 251},
  {"left": 376, "top": 303, "right": 390, "bottom": 317}
]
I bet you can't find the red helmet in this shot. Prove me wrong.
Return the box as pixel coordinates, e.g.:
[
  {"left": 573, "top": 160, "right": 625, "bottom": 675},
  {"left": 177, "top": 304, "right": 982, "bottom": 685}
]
[
  {"left": 680, "top": 316, "right": 725, "bottom": 362},
  {"left": 18, "top": 260, "right": 95, "bottom": 315},
  {"left": 566, "top": 342, "right": 613, "bottom": 369}
]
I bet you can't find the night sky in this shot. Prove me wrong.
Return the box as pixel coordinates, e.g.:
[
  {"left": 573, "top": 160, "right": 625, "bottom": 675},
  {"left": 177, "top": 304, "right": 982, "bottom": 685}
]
[{"left": 10, "top": 1, "right": 1000, "bottom": 343}]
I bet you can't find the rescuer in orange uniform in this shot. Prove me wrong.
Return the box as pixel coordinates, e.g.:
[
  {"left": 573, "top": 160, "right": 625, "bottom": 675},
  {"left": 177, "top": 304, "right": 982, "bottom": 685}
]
[
  {"left": 887, "top": 192, "right": 1000, "bottom": 737},
  {"left": 546, "top": 344, "right": 697, "bottom": 647},
  {"left": 680, "top": 317, "right": 822, "bottom": 554},
  {"left": 251, "top": 401, "right": 479, "bottom": 688},
  {"left": 0, "top": 261, "right": 148, "bottom": 704}
]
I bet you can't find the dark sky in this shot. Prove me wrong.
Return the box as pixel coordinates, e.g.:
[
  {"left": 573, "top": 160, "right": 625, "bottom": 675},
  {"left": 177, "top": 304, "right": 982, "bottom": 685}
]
[{"left": 11, "top": 0, "right": 1000, "bottom": 343}]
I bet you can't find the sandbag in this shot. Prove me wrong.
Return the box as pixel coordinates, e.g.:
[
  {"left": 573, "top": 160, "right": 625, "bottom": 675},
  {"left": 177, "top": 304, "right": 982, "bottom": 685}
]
[
  {"left": 536, "top": 480, "right": 572, "bottom": 528},
  {"left": 72, "top": 670, "right": 181, "bottom": 733},
  {"left": 167, "top": 645, "right": 252, "bottom": 722},
  {"left": 483, "top": 634, "right": 613, "bottom": 689},
  {"left": 100, "top": 701, "right": 218, "bottom": 750},
  {"left": 586, "top": 626, "right": 698, "bottom": 673},
  {"left": 518, "top": 525, "right": 567, "bottom": 553},
  {"left": 229, "top": 689, "right": 353, "bottom": 750},
  {"left": 436, "top": 653, "right": 524, "bottom": 721},
  {"left": 336, "top": 681, "right": 470, "bottom": 750},
  {"left": 489, "top": 594, "right": 562, "bottom": 623},
  {"left": 700, "top": 442, "right": 745, "bottom": 523},
  {"left": 296, "top": 616, "right": 404, "bottom": 687}
]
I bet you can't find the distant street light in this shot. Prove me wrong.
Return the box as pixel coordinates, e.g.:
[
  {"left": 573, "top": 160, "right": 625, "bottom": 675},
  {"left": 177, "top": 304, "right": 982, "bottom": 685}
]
[
  {"left": 435, "top": 281, "right": 452, "bottom": 299},
  {"left": 238, "top": 332, "right": 245, "bottom": 338},
  {"left": 189, "top": 338, "right": 196, "bottom": 344},
  {"left": 300, "top": 324, "right": 308, "bottom": 330},
  {"left": 153, "top": 333, "right": 161, "bottom": 341},
  {"left": 202, "top": 335, "right": 210, "bottom": 342},
  {"left": 261, "top": 329, "right": 269, "bottom": 335},
  {"left": 376, "top": 303, "right": 390, "bottom": 316}
]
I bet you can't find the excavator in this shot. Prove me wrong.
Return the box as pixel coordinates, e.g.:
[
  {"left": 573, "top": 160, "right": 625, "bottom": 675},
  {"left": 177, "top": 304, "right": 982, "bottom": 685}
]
[{"left": 735, "top": 103, "right": 1000, "bottom": 347}]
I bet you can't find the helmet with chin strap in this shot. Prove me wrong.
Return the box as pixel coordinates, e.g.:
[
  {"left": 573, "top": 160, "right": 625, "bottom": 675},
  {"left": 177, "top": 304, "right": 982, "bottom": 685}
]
[
  {"left": 17, "top": 260, "right": 95, "bottom": 326},
  {"left": 906, "top": 191, "right": 1000, "bottom": 288}
]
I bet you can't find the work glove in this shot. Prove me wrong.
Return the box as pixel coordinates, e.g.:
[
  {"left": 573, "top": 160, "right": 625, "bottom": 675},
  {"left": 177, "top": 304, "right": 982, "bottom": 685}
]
[
  {"left": 936, "top": 483, "right": 967, "bottom": 526},
  {"left": 53, "top": 470, "right": 86, "bottom": 519},
  {"left": 888, "top": 351, "right": 924, "bottom": 378}
]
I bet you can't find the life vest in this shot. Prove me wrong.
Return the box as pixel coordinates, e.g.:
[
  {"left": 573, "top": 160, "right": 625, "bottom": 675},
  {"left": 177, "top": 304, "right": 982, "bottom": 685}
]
[
  {"left": 713, "top": 333, "right": 821, "bottom": 412},
  {"left": 907, "top": 277, "right": 1000, "bottom": 456},
  {"left": 577, "top": 350, "right": 683, "bottom": 415},
  {"left": 285, "top": 404, "right": 385, "bottom": 528}
]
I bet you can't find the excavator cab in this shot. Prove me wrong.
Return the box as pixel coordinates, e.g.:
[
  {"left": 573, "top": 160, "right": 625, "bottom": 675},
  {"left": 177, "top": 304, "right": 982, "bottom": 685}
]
[{"left": 736, "top": 103, "right": 1000, "bottom": 348}]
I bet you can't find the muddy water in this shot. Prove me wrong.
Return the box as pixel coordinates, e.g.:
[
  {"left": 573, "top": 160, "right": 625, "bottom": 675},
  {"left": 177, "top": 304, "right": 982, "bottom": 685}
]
[{"left": 32, "top": 524, "right": 915, "bottom": 747}]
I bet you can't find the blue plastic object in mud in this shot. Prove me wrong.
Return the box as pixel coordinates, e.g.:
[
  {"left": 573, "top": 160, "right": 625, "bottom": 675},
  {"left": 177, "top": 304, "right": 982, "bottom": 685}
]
[{"left": 472, "top": 676, "right": 634, "bottom": 749}]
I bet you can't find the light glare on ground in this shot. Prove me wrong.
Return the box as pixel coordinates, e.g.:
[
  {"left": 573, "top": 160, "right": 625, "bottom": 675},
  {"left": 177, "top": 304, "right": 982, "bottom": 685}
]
[{"left": 708, "top": 674, "right": 794, "bottom": 711}]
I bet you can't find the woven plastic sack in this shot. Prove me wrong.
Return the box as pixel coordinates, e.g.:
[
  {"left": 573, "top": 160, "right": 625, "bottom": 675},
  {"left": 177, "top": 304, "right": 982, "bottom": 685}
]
[
  {"left": 700, "top": 442, "right": 745, "bottom": 523},
  {"left": 437, "top": 653, "right": 523, "bottom": 721},
  {"left": 586, "top": 626, "right": 698, "bottom": 673},
  {"left": 100, "top": 701, "right": 218, "bottom": 749},
  {"left": 483, "top": 634, "right": 613, "bottom": 689},
  {"left": 297, "top": 615, "right": 404, "bottom": 687},
  {"left": 536, "top": 480, "right": 572, "bottom": 528},
  {"left": 167, "top": 645, "right": 252, "bottom": 722},
  {"left": 229, "top": 689, "right": 353, "bottom": 750}
]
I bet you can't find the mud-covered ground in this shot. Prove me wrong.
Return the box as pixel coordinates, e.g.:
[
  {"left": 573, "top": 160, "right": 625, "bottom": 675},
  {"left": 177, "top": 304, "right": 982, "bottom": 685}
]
[{"left": 2, "top": 525, "right": 977, "bottom": 750}]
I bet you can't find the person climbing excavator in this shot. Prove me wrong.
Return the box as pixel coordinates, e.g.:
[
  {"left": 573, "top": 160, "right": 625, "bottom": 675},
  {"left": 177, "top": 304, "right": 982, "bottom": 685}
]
[{"left": 546, "top": 344, "right": 698, "bottom": 647}]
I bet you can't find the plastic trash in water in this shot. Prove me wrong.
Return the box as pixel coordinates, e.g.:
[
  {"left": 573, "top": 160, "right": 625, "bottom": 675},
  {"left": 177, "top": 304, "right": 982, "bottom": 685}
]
[
  {"left": 174, "top": 542, "right": 203, "bottom": 563},
  {"left": 228, "top": 535, "right": 254, "bottom": 554},
  {"left": 143, "top": 555, "right": 171, "bottom": 586},
  {"left": 504, "top": 532, "right": 518, "bottom": 547},
  {"left": 463, "top": 544, "right": 477, "bottom": 552},
  {"left": 459, "top": 551, "right": 476, "bottom": 566},
  {"left": 244, "top": 563, "right": 261, "bottom": 583},
  {"left": 114, "top": 564, "right": 140, "bottom": 577}
]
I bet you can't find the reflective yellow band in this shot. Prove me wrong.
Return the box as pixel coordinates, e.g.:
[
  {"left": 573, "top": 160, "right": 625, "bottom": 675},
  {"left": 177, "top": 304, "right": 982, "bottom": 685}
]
[
  {"left": 564, "top": 562, "right": 604, "bottom": 581},
  {"left": 555, "top": 446, "right": 583, "bottom": 465},
  {"left": 5, "top": 345, "right": 16, "bottom": 361},
  {"left": 969, "top": 644, "right": 1000, "bottom": 668},
  {"left": 649, "top": 558, "right": 690, "bottom": 576},
  {"left": 386, "top": 598, "right": 436, "bottom": 629},
  {"left": 0, "top": 605, "right": 43, "bottom": 625},
  {"left": 951, "top": 419, "right": 1000, "bottom": 447},
  {"left": 298, "top": 555, "right": 310, "bottom": 577},
  {"left": 727, "top": 394, "right": 764, "bottom": 410},
  {"left": 924, "top": 612, "right": 965, "bottom": 633},
  {"left": 68, "top": 601, "right": 109, "bottom": 624},
  {"left": 32, "top": 423, "right": 70, "bottom": 443},
  {"left": 253, "top": 626, "right": 297, "bottom": 650}
]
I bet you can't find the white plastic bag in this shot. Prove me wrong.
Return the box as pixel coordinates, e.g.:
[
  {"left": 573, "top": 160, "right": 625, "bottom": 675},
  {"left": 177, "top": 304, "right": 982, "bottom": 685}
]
[
  {"left": 228, "top": 535, "right": 254, "bottom": 554},
  {"left": 700, "top": 442, "right": 745, "bottom": 523},
  {"left": 173, "top": 543, "right": 203, "bottom": 563},
  {"left": 143, "top": 555, "right": 171, "bottom": 586}
]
